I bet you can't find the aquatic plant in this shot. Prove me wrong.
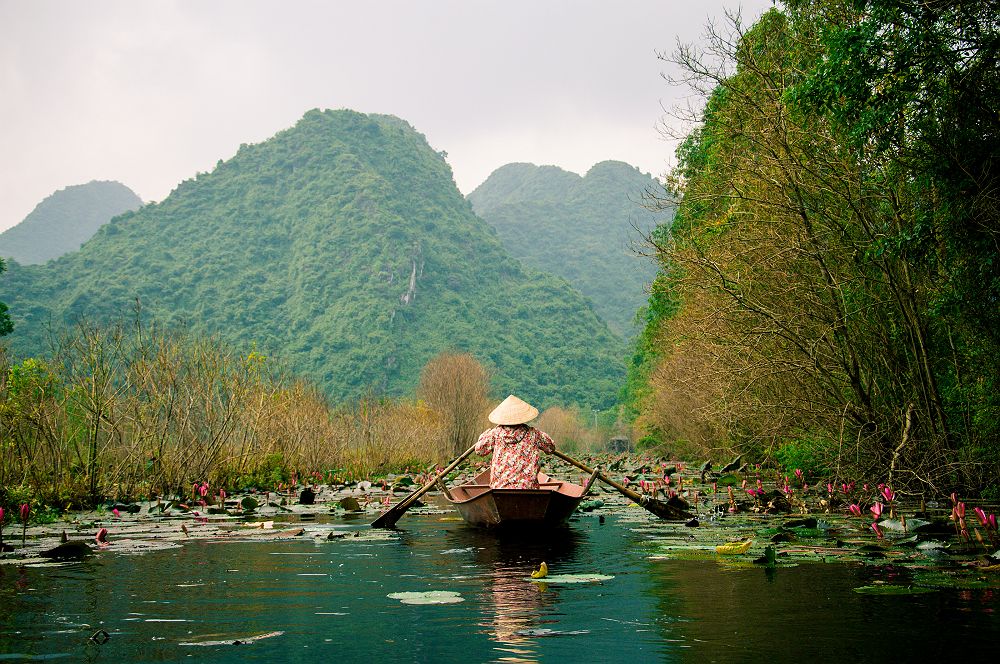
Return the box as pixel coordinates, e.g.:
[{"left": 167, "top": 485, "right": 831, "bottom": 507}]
[{"left": 19, "top": 502, "right": 29, "bottom": 546}]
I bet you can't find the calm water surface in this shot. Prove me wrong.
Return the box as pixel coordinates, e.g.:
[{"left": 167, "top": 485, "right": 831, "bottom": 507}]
[{"left": 1, "top": 513, "right": 997, "bottom": 662}]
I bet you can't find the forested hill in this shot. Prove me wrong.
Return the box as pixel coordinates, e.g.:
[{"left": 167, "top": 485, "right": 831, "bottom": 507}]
[
  {"left": 0, "top": 180, "right": 142, "bottom": 265},
  {"left": 468, "top": 161, "right": 672, "bottom": 337},
  {"left": 0, "top": 109, "right": 624, "bottom": 409}
]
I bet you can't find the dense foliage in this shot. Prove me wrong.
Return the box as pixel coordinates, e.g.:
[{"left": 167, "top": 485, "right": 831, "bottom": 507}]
[
  {"left": 468, "top": 161, "right": 672, "bottom": 337},
  {"left": 0, "top": 320, "right": 447, "bottom": 507},
  {"left": 635, "top": 2, "right": 1000, "bottom": 497},
  {"left": 0, "top": 110, "right": 624, "bottom": 410},
  {"left": 0, "top": 180, "right": 142, "bottom": 265}
]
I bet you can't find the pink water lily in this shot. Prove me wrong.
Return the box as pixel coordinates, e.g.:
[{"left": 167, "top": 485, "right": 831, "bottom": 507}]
[
  {"left": 990, "top": 514, "right": 998, "bottom": 531},
  {"left": 870, "top": 502, "right": 883, "bottom": 519},
  {"left": 794, "top": 469, "right": 803, "bottom": 481},
  {"left": 881, "top": 486, "right": 895, "bottom": 502},
  {"left": 871, "top": 522, "right": 884, "bottom": 539},
  {"left": 848, "top": 504, "right": 862, "bottom": 517},
  {"left": 827, "top": 483, "right": 834, "bottom": 495},
  {"left": 199, "top": 483, "right": 209, "bottom": 497},
  {"left": 112, "top": 508, "right": 120, "bottom": 518},
  {"left": 974, "top": 506, "right": 988, "bottom": 526},
  {"left": 95, "top": 527, "right": 109, "bottom": 547}
]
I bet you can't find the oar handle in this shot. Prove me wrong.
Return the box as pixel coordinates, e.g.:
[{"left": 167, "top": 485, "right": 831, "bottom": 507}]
[{"left": 552, "top": 450, "right": 644, "bottom": 504}]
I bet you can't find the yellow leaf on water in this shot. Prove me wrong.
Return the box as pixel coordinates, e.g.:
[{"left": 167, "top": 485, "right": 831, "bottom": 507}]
[{"left": 715, "top": 540, "right": 753, "bottom": 555}]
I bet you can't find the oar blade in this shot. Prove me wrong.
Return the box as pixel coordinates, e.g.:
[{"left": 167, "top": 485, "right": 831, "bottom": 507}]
[{"left": 371, "top": 506, "right": 403, "bottom": 529}]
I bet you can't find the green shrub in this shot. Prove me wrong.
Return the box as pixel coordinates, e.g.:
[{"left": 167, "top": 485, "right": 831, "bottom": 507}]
[{"left": 773, "top": 436, "right": 832, "bottom": 478}]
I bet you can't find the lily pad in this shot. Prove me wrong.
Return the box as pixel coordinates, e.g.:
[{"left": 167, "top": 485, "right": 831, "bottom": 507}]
[
  {"left": 852, "top": 584, "right": 938, "bottom": 595},
  {"left": 528, "top": 573, "right": 614, "bottom": 584},
  {"left": 387, "top": 591, "right": 465, "bottom": 605}
]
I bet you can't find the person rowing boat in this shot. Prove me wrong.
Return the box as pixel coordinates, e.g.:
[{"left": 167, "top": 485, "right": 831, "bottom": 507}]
[{"left": 475, "top": 395, "right": 554, "bottom": 490}]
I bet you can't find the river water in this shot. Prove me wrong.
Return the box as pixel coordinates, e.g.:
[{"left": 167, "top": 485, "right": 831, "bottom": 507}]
[{"left": 1, "top": 511, "right": 997, "bottom": 662}]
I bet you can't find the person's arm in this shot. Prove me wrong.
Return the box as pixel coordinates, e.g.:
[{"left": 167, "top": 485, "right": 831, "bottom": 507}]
[
  {"left": 474, "top": 428, "right": 495, "bottom": 455},
  {"left": 537, "top": 429, "right": 555, "bottom": 454}
]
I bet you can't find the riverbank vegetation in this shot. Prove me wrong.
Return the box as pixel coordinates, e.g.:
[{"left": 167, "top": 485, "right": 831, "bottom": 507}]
[
  {"left": 0, "top": 318, "right": 444, "bottom": 510},
  {"left": 629, "top": 1, "right": 1000, "bottom": 498},
  {"left": 0, "top": 319, "right": 615, "bottom": 511}
]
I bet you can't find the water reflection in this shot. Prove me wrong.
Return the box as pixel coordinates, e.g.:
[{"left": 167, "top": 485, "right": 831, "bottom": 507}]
[
  {"left": 646, "top": 557, "right": 1000, "bottom": 661},
  {"left": 442, "top": 526, "right": 585, "bottom": 661}
]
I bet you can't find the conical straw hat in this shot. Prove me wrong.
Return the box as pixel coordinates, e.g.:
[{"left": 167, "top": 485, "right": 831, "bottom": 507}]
[{"left": 488, "top": 395, "right": 539, "bottom": 425}]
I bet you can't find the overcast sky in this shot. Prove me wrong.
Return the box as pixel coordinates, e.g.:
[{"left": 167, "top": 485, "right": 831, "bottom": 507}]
[{"left": 0, "top": 0, "right": 773, "bottom": 231}]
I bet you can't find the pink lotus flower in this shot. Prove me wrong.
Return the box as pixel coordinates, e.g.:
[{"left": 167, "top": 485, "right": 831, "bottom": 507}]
[
  {"left": 848, "top": 504, "right": 862, "bottom": 517},
  {"left": 112, "top": 508, "right": 120, "bottom": 518},
  {"left": 199, "top": 483, "right": 208, "bottom": 497},
  {"left": 870, "top": 502, "right": 883, "bottom": 519},
  {"left": 956, "top": 502, "right": 966, "bottom": 519},
  {"left": 881, "top": 486, "right": 895, "bottom": 502},
  {"left": 974, "top": 506, "right": 988, "bottom": 526},
  {"left": 95, "top": 527, "right": 109, "bottom": 546}
]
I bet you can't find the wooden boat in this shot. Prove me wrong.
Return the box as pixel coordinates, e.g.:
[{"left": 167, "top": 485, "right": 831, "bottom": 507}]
[{"left": 444, "top": 469, "right": 596, "bottom": 529}]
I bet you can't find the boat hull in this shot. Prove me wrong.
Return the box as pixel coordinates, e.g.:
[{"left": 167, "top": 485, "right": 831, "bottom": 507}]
[{"left": 446, "top": 471, "right": 588, "bottom": 529}]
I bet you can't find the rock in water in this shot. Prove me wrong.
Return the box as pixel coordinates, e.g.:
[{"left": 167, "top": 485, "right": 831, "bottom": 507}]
[
  {"left": 338, "top": 496, "right": 362, "bottom": 512},
  {"left": 41, "top": 541, "right": 93, "bottom": 560}
]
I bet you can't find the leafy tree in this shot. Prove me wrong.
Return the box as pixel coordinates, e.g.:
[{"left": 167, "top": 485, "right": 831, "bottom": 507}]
[
  {"left": 0, "top": 258, "right": 12, "bottom": 336},
  {"left": 636, "top": 4, "right": 999, "bottom": 494}
]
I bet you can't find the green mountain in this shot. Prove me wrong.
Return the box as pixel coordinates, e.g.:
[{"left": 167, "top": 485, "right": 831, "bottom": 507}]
[
  {"left": 468, "top": 161, "right": 673, "bottom": 336},
  {"left": 0, "top": 180, "right": 143, "bottom": 265},
  {"left": 0, "top": 110, "right": 624, "bottom": 409}
]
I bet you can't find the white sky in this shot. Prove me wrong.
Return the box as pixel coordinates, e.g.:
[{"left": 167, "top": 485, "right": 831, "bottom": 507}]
[{"left": 0, "top": 0, "right": 773, "bottom": 231}]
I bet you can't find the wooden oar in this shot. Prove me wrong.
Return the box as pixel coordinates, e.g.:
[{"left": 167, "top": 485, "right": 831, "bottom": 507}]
[
  {"left": 552, "top": 450, "right": 693, "bottom": 520},
  {"left": 371, "top": 444, "right": 477, "bottom": 528}
]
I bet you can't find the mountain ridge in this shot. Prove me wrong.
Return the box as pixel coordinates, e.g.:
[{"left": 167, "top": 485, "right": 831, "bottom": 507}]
[
  {"left": 0, "top": 109, "right": 624, "bottom": 409},
  {"left": 0, "top": 180, "right": 143, "bottom": 265},
  {"left": 468, "top": 160, "right": 673, "bottom": 336}
]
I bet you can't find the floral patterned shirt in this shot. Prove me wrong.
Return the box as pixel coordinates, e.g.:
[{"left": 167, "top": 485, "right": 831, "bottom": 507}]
[{"left": 475, "top": 425, "right": 556, "bottom": 489}]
